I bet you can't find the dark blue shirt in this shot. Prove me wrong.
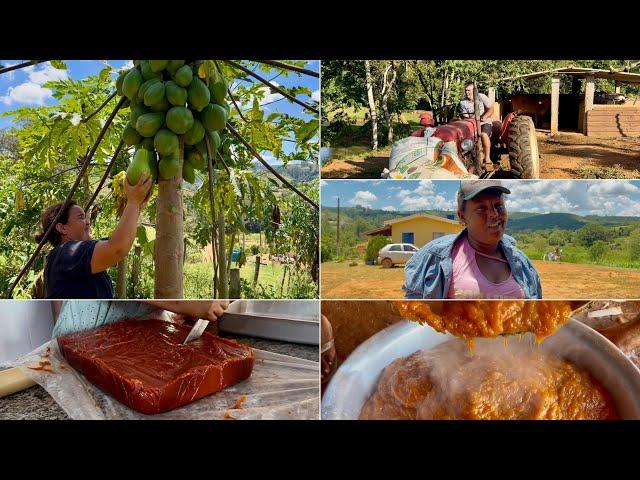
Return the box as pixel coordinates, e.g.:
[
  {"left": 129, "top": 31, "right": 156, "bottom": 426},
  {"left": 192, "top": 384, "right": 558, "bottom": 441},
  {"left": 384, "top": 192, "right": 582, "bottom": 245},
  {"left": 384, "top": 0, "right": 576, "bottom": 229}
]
[{"left": 44, "top": 240, "right": 114, "bottom": 299}]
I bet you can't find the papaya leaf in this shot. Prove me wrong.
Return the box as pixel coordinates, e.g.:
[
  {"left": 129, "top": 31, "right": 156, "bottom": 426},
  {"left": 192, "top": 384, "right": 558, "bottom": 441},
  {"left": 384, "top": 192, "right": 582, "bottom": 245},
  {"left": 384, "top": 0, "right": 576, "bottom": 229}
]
[{"left": 50, "top": 60, "right": 67, "bottom": 70}]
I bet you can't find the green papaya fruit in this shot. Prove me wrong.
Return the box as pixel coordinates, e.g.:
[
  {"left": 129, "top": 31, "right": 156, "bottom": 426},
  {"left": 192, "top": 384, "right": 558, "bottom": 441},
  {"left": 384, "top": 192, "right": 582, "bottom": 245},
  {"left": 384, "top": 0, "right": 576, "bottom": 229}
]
[
  {"left": 122, "top": 68, "right": 143, "bottom": 100},
  {"left": 137, "top": 78, "right": 161, "bottom": 103},
  {"left": 159, "top": 152, "right": 180, "bottom": 180},
  {"left": 149, "top": 60, "right": 169, "bottom": 72},
  {"left": 140, "top": 61, "right": 162, "bottom": 81},
  {"left": 126, "top": 148, "right": 153, "bottom": 185},
  {"left": 165, "top": 81, "right": 187, "bottom": 106},
  {"left": 184, "top": 119, "right": 205, "bottom": 145},
  {"left": 200, "top": 103, "right": 227, "bottom": 131},
  {"left": 154, "top": 128, "right": 179, "bottom": 156},
  {"left": 130, "top": 104, "right": 149, "bottom": 126},
  {"left": 187, "top": 77, "right": 210, "bottom": 112},
  {"left": 135, "top": 112, "right": 165, "bottom": 137},
  {"left": 141, "top": 138, "right": 155, "bottom": 150},
  {"left": 209, "top": 75, "right": 228, "bottom": 104},
  {"left": 150, "top": 96, "right": 170, "bottom": 112},
  {"left": 207, "top": 130, "right": 221, "bottom": 152},
  {"left": 174, "top": 65, "right": 193, "bottom": 88},
  {"left": 182, "top": 158, "right": 195, "bottom": 183},
  {"left": 144, "top": 82, "right": 165, "bottom": 107},
  {"left": 122, "top": 122, "right": 142, "bottom": 147},
  {"left": 116, "top": 71, "right": 126, "bottom": 96},
  {"left": 166, "top": 60, "right": 185, "bottom": 76},
  {"left": 187, "top": 148, "right": 207, "bottom": 170},
  {"left": 165, "top": 106, "right": 194, "bottom": 134}
]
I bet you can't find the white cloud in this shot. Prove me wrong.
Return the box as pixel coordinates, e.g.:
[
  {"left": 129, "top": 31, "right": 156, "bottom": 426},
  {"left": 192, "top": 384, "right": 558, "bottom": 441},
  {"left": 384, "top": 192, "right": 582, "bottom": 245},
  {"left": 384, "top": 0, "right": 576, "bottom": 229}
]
[
  {"left": 393, "top": 180, "right": 455, "bottom": 211},
  {"left": 320, "top": 180, "right": 328, "bottom": 187},
  {"left": 0, "top": 61, "right": 18, "bottom": 81},
  {"left": 0, "top": 63, "right": 68, "bottom": 107},
  {"left": 349, "top": 190, "right": 377, "bottom": 208},
  {"left": 501, "top": 180, "right": 640, "bottom": 216},
  {"left": 381, "top": 206, "right": 396, "bottom": 211},
  {"left": 311, "top": 89, "right": 320, "bottom": 102},
  {"left": 587, "top": 180, "right": 638, "bottom": 196},
  {"left": 400, "top": 193, "right": 454, "bottom": 211},
  {"left": 0, "top": 82, "right": 52, "bottom": 106},
  {"left": 28, "top": 63, "right": 68, "bottom": 85},
  {"left": 119, "top": 60, "right": 134, "bottom": 72}
]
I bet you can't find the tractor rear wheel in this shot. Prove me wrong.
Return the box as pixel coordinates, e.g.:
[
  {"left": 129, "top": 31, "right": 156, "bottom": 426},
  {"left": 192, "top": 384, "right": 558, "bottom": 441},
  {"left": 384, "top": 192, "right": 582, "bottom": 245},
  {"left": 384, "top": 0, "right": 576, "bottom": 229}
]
[{"left": 507, "top": 115, "right": 540, "bottom": 178}]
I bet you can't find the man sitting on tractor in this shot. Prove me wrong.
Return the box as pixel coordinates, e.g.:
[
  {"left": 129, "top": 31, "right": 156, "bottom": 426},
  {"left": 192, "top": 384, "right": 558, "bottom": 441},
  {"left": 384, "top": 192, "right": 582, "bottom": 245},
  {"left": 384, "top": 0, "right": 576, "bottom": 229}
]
[{"left": 457, "top": 81, "right": 495, "bottom": 162}]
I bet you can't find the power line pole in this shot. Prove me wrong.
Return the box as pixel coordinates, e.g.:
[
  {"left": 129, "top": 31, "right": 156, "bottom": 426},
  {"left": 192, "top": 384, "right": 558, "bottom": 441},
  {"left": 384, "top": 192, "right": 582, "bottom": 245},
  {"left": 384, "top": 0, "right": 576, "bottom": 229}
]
[{"left": 336, "top": 198, "right": 340, "bottom": 257}]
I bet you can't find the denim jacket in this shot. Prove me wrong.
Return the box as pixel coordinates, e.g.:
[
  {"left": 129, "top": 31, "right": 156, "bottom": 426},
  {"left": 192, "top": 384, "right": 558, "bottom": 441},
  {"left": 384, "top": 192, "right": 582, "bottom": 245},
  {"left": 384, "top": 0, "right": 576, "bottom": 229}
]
[{"left": 403, "top": 229, "right": 542, "bottom": 299}]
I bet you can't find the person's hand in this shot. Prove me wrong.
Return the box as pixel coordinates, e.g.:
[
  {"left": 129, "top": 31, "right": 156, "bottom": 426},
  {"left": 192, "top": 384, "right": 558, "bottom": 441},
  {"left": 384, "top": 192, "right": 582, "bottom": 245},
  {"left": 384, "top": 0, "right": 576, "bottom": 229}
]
[
  {"left": 126, "top": 173, "right": 153, "bottom": 208},
  {"left": 142, "top": 300, "right": 230, "bottom": 322}
]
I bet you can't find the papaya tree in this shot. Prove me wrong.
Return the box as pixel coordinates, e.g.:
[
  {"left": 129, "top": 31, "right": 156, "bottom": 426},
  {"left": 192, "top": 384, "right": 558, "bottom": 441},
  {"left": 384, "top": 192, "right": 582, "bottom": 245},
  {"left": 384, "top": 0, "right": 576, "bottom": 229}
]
[{"left": 1, "top": 59, "right": 319, "bottom": 299}]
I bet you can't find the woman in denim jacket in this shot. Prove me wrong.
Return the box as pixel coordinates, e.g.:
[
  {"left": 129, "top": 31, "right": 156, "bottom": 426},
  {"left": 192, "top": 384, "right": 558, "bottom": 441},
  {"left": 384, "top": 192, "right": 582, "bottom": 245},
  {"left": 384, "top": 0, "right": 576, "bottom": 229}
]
[{"left": 403, "top": 180, "right": 542, "bottom": 299}]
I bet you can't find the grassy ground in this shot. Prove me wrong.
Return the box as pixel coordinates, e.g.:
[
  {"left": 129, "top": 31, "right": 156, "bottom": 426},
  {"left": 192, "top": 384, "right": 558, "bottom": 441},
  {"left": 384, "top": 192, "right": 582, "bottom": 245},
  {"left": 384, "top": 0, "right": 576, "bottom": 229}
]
[
  {"left": 320, "top": 260, "right": 640, "bottom": 299},
  {"left": 183, "top": 260, "right": 289, "bottom": 298}
]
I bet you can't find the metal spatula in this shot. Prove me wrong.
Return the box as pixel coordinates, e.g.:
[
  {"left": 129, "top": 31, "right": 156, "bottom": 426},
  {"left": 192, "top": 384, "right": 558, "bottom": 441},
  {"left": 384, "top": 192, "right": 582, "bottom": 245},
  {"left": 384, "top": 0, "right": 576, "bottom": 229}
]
[{"left": 182, "top": 319, "right": 210, "bottom": 344}]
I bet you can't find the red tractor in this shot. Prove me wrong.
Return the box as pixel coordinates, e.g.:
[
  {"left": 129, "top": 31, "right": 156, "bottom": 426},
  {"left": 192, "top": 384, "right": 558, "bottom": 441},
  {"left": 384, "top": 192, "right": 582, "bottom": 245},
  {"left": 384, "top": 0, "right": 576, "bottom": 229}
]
[{"left": 412, "top": 84, "right": 540, "bottom": 178}]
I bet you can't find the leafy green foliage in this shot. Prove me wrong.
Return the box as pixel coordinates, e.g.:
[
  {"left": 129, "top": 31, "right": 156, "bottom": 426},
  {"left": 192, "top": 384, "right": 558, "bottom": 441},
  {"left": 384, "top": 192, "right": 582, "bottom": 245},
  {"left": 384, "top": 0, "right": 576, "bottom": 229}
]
[{"left": 365, "top": 236, "right": 391, "bottom": 262}]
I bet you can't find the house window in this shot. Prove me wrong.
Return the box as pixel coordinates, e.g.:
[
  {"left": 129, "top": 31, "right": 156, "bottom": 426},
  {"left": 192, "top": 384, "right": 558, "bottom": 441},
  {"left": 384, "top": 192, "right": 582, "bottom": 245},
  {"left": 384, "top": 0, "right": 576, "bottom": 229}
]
[
  {"left": 432, "top": 232, "right": 445, "bottom": 240},
  {"left": 402, "top": 232, "right": 414, "bottom": 244}
]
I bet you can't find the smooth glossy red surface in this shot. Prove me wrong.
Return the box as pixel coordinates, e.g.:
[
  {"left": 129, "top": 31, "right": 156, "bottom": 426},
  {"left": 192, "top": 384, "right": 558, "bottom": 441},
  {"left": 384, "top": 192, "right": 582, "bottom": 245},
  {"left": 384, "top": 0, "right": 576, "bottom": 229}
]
[{"left": 58, "top": 319, "right": 254, "bottom": 414}]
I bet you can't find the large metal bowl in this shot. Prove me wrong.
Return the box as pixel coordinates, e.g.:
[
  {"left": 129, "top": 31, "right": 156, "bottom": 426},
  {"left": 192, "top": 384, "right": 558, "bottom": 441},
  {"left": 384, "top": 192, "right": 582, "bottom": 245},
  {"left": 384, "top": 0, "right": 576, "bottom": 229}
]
[{"left": 321, "top": 319, "right": 640, "bottom": 420}]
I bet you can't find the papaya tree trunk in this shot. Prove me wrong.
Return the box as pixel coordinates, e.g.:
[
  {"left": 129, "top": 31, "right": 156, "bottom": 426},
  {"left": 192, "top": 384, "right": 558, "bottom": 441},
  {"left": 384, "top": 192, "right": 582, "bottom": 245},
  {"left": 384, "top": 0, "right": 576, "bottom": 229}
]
[
  {"left": 155, "top": 136, "right": 184, "bottom": 298},
  {"left": 217, "top": 205, "right": 228, "bottom": 298},
  {"left": 115, "top": 257, "right": 127, "bottom": 299}
]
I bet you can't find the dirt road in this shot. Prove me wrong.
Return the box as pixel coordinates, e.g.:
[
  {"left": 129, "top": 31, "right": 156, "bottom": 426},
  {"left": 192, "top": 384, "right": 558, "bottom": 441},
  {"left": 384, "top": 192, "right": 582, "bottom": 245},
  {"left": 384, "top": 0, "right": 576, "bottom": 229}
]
[
  {"left": 320, "top": 131, "right": 640, "bottom": 179},
  {"left": 321, "top": 260, "right": 640, "bottom": 299}
]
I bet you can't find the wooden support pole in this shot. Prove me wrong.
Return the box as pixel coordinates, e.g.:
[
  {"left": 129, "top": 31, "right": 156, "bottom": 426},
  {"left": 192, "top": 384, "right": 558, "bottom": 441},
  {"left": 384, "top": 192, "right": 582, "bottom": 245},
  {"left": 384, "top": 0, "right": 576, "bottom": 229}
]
[
  {"left": 551, "top": 76, "right": 560, "bottom": 136},
  {"left": 584, "top": 75, "right": 595, "bottom": 135},
  {"left": 253, "top": 255, "right": 261, "bottom": 287},
  {"left": 229, "top": 268, "right": 240, "bottom": 299},
  {"left": 615, "top": 82, "right": 621, "bottom": 94}
]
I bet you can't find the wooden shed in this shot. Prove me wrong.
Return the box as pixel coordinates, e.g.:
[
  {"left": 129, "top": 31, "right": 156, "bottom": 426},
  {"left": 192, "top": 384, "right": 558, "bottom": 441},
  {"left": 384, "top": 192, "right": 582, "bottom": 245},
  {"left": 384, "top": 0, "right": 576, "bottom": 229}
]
[{"left": 493, "top": 67, "right": 640, "bottom": 138}]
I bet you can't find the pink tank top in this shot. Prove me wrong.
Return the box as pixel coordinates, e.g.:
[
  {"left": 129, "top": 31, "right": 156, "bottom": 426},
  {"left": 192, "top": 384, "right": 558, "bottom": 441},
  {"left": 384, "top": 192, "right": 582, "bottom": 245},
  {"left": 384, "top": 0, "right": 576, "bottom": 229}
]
[{"left": 448, "top": 236, "right": 525, "bottom": 299}]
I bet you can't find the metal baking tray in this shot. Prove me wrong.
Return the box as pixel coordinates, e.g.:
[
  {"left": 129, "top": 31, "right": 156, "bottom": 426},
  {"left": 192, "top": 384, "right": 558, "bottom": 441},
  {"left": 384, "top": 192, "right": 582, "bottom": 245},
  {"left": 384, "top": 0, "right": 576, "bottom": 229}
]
[{"left": 219, "top": 301, "right": 319, "bottom": 345}]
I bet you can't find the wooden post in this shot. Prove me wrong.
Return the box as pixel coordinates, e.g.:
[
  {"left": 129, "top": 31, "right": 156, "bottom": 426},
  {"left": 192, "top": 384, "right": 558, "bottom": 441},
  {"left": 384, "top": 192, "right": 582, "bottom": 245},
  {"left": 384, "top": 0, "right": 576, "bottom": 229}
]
[
  {"left": 253, "top": 255, "right": 261, "bottom": 287},
  {"left": 487, "top": 87, "right": 495, "bottom": 104},
  {"left": 336, "top": 198, "right": 340, "bottom": 257},
  {"left": 551, "top": 76, "right": 560, "bottom": 136},
  {"left": 115, "top": 257, "right": 127, "bottom": 299},
  {"left": 229, "top": 268, "right": 240, "bottom": 299},
  {"left": 131, "top": 245, "right": 141, "bottom": 297},
  {"left": 615, "top": 82, "right": 621, "bottom": 94},
  {"left": 217, "top": 209, "right": 228, "bottom": 299},
  {"left": 280, "top": 264, "right": 288, "bottom": 296},
  {"left": 583, "top": 75, "right": 595, "bottom": 135}
]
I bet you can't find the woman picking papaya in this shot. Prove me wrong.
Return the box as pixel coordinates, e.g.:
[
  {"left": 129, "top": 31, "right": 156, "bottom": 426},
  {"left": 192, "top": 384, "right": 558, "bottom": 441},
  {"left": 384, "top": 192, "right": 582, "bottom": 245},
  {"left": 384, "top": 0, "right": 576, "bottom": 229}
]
[{"left": 36, "top": 174, "right": 152, "bottom": 299}]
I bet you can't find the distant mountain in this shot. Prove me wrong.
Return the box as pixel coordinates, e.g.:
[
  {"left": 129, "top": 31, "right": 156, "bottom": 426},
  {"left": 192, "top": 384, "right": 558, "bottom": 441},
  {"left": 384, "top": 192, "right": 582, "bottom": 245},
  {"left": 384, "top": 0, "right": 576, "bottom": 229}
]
[
  {"left": 508, "top": 212, "right": 586, "bottom": 232},
  {"left": 252, "top": 161, "right": 318, "bottom": 184},
  {"left": 322, "top": 206, "right": 640, "bottom": 232}
]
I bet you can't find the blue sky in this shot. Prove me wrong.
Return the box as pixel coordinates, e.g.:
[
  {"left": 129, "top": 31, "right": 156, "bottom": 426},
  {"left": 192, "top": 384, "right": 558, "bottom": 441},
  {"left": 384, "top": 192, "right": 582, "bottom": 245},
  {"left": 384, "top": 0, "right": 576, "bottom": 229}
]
[
  {"left": 320, "top": 180, "right": 640, "bottom": 217},
  {"left": 0, "top": 60, "right": 319, "bottom": 165}
]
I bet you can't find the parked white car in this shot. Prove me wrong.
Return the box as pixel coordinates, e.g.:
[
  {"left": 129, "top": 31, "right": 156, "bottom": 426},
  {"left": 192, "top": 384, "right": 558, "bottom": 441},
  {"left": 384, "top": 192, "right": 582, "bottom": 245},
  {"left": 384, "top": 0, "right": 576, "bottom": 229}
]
[{"left": 377, "top": 243, "right": 419, "bottom": 268}]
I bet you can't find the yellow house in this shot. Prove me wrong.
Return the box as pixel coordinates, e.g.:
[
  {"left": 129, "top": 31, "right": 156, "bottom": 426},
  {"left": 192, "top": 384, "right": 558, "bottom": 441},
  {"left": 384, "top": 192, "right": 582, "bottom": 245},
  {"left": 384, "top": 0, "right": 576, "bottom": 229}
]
[{"left": 365, "top": 213, "right": 463, "bottom": 248}]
